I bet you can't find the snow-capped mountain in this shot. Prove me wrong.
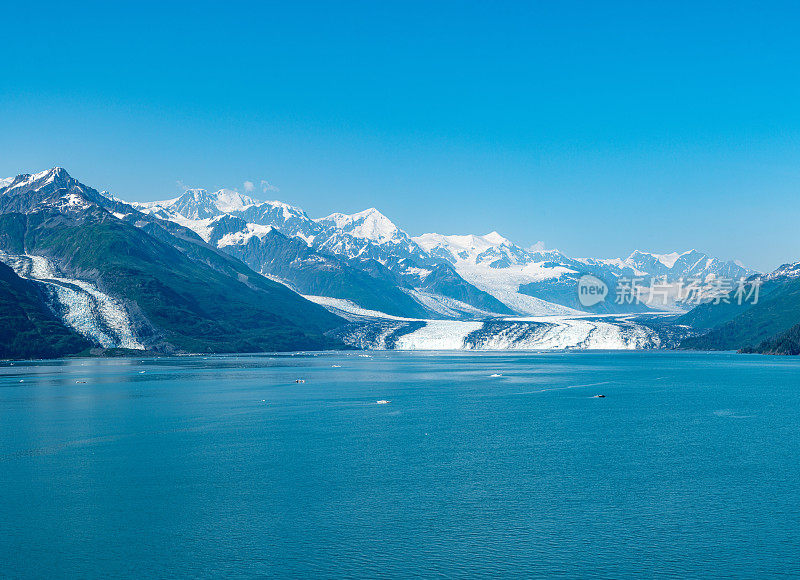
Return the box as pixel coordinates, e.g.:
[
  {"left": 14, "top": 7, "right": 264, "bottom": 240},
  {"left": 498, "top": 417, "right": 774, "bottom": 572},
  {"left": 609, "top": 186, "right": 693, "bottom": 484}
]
[
  {"left": 623, "top": 249, "right": 754, "bottom": 281},
  {"left": 0, "top": 167, "right": 105, "bottom": 214},
  {"left": 132, "top": 180, "right": 757, "bottom": 318},
  {"left": 413, "top": 231, "right": 756, "bottom": 314},
  {"left": 137, "top": 187, "right": 259, "bottom": 219},
  {"left": 314, "top": 208, "right": 435, "bottom": 266},
  {"left": 0, "top": 168, "right": 344, "bottom": 354},
  {"left": 0, "top": 167, "right": 759, "bottom": 355},
  {"left": 136, "top": 191, "right": 513, "bottom": 317},
  {"left": 318, "top": 208, "right": 405, "bottom": 245},
  {"left": 413, "top": 232, "right": 585, "bottom": 315},
  {"left": 415, "top": 231, "right": 542, "bottom": 268},
  {"left": 763, "top": 261, "right": 800, "bottom": 281}
]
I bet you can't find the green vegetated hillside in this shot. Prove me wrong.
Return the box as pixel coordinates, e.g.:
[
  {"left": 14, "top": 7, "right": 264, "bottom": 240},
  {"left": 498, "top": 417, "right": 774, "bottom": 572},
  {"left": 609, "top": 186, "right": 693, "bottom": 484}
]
[
  {"left": 679, "top": 273, "right": 800, "bottom": 353},
  {"left": 0, "top": 169, "right": 345, "bottom": 355},
  {"left": 741, "top": 323, "right": 800, "bottom": 355}
]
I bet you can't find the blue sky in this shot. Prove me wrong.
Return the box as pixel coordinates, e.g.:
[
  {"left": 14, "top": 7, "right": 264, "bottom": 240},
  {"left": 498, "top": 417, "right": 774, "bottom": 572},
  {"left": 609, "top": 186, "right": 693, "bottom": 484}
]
[{"left": 2, "top": 1, "right": 799, "bottom": 271}]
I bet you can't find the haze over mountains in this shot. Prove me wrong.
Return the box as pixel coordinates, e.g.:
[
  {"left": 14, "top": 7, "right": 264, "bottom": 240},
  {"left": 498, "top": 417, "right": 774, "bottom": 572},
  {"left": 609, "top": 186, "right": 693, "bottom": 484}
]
[{"left": 0, "top": 168, "right": 795, "bottom": 357}]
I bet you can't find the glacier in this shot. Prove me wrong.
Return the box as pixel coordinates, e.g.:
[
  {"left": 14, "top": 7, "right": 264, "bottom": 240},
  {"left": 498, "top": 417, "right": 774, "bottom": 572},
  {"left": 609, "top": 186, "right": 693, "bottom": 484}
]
[
  {"left": 1, "top": 254, "right": 146, "bottom": 350},
  {"left": 331, "top": 316, "right": 663, "bottom": 351},
  {"left": 322, "top": 294, "right": 667, "bottom": 351}
]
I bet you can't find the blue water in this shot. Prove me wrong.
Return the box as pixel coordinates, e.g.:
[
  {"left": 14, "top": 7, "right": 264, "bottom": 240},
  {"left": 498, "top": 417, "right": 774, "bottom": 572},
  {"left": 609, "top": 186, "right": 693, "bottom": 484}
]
[{"left": 2, "top": 351, "right": 800, "bottom": 578}]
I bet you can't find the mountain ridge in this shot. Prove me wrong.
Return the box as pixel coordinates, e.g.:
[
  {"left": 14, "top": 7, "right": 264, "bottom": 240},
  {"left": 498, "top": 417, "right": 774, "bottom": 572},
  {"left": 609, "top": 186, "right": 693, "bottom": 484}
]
[{"left": 0, "top": 168, "right": 345, "bottom": 354}]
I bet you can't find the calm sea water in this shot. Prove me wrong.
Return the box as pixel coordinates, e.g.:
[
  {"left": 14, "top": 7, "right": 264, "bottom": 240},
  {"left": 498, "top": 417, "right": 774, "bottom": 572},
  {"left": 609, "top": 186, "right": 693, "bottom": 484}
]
[{"left": 2, "top": 351, "right": 800, "bottom": 578}]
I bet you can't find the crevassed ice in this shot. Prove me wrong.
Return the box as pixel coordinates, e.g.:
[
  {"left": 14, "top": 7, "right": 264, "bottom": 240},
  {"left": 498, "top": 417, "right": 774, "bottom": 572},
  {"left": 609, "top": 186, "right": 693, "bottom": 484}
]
[
  {"left": 9, "top": 255, "right": 146, "bottom": 350},
  {"left": 338, "top": 316, "right": 661, "bottom": 350}
]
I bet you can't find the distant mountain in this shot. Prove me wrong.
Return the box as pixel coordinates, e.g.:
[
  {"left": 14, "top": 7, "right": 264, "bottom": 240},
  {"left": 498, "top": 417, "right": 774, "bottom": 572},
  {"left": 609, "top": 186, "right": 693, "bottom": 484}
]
[
  {"left": 0, "top": 168, "right": 344, "bottom": 355},
  {"left": 413, "top": 232, "right": 587, "bottom": 315},
  {"left": 1, "top": 166, "right": 774, "bottom": 357},
  {"left": 623, "top": 249, "right": 754, "bottom": 282},
  {"left": 136, "top": 193, "right": 514, "bottom": 317},
  {"left": 134, "top": 184, "right": 756, "bottom": 318},
  {"left": 206, "top": 216, "right": 431, "bottom": 318},
  {"left": 411, "top": 233, "right": 752, "bottom": 314},
  {"left": 315, "top": 208, "right": 433, "bottom": 265}
]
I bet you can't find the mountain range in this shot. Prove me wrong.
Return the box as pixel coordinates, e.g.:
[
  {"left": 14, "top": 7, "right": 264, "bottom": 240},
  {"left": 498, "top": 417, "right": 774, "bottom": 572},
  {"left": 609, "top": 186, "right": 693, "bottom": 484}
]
[
  {"left": 132, "top": 185, "right": 755, "bottom": 318},
  {"left": 0, "top": 168, "right": 343, "bottom": 357},
  {"left": 1, "top": 167, "right": 793, "bottom": 357}
]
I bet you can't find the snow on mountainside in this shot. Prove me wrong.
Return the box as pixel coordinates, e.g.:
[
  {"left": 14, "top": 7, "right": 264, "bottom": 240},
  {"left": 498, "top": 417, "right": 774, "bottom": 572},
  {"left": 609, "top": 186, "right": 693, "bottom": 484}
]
[
  {"left": 138, "top": 188, "right": 259, "bottom": 218},
  {"left": 623, "top": 249, "right": 755, "bottom": 281},
  {"left": 314, "top": 208, "right": 436, "bottom": 267},
  {"left": 137, "top": 190, "right": 511, "bottom": 317},
  {"left": 215, "top": 224, "right": 274, "bottom": 247},
  {"left": 2, "top": 253, "right": 145, "bottom": 349},
  {"left": 414, "top": 231, "right": 589, "bottom": 315},
  {"left": 415, "top": 231, "right": 536, "bottom": 267},
  {"left": 318, "top": 208, "right": 403, "bottom": 244},
  {"left": 763, "top": 261, "right": 800, "bottom": 281},
  {"left": 135, "top": 192, "right": 323, "bottom": 245},
  {"left": 0, "top": 167, "right": 113, "bottom": 216},
  {"left": 414, "top": 230, "right": 757, "bottom": 315},
  {"left": 132, "top": 179, "right": 757, "bottom": 319},
  {"left": 0, "top": 168, "right": 346, "bottom": 353}
]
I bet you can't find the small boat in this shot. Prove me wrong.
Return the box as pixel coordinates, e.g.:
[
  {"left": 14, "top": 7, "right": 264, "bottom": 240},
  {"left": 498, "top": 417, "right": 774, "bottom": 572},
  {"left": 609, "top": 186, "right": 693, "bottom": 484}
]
[
  {"left": 376, "top": 400, "right": 390, "bottom": 405},
  {"left": 592, "top": 394, "right": 606, "bottom": 398},
  {"left": 295, "top": 379, "right": 305, "bottom": 383}
]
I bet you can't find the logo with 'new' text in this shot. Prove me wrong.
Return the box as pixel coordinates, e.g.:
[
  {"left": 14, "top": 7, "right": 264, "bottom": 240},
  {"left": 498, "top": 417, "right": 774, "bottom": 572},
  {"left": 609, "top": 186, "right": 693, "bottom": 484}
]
[{"left": 577, "top": 274, "right": 608, "bottom": 306}]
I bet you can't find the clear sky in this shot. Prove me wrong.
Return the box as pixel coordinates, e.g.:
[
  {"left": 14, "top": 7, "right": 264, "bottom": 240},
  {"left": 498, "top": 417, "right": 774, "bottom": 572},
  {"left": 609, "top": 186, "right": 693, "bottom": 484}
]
[{"left": 2, "top": 1, "right": 799, "bottom": 271}]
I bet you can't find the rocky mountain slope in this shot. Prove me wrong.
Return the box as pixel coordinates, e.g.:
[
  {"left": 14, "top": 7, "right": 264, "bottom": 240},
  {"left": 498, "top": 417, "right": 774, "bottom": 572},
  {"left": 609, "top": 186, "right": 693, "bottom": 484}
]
[
  {"left": 137, "top": 186, "right": 754, "bottom": 319},
  {"left": 134, "top": 191, "right": 513, "bottom": 318},
  {"left": 0, "top": 169, "right": 344, "bottom": 354},
  {"left": 0, "top": 167, "right": 765, "bottom": 357}
]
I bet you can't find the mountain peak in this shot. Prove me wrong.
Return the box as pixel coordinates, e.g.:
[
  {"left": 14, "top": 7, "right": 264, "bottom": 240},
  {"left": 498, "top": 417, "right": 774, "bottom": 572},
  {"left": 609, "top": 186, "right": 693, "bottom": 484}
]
[
  {"left": 213, "top": 188, "right": 259, "bottom": 212},
  {"left": 319, "top": 207, "right": 403, "bottom": 244},
  {"left": 157, "top": 187, "right": 261, "bottom": 220},
  {"left": 0, "top": 167, "right": 104, "bottom": 215},
  {"left": 627, "top": 249, "right": 690, "bottom": 269},
  {"left": 483, "top": 231, "right": 511, "bottom": 245},
  {"left": 355, "top": 207, "right": 383, "bottom": 218},
  {"left": 2, "top": 167, "right": 74, "bottom": 193}
]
